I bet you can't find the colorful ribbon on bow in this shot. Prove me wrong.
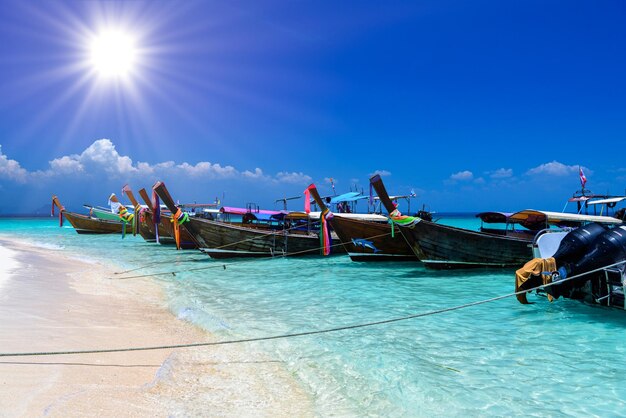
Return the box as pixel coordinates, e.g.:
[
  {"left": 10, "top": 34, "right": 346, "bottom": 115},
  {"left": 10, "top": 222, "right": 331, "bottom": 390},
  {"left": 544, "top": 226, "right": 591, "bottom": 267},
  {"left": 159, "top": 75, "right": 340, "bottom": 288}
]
[
  {"left": 320, "top": 209, "right": 334, "bottom": 256},
  {"left": 117, "top": 205, "right": 134, "bottom": 239},
  {"left": 172, "top": 208, "right": 189, "bottom": 250},
  {"left": 389, "top": 208, "right": 421, "bottom": 228},
  {"left": 303, "top": 187, "right": 311, "bottom": 214}
]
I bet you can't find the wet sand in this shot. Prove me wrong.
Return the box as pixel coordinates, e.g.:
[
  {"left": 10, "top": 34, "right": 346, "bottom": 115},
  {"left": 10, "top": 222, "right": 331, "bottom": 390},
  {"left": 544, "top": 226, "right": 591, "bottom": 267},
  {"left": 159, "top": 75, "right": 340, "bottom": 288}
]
[{"left": 0, "top": 238, "right": 313, "bottom": 417}]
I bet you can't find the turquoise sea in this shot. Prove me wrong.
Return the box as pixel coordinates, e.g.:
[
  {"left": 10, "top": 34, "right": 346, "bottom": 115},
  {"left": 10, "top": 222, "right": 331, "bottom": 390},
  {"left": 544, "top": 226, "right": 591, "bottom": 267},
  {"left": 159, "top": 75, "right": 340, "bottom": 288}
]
[{"left": 2, "top": 217, "right": 626, "bottom": 417}]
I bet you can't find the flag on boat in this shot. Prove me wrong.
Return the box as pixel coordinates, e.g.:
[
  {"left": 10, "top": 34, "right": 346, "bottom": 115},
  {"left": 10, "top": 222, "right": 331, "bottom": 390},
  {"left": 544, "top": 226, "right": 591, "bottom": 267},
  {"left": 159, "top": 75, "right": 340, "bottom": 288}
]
[{"left": 579, "top": 167, "right": 587, "bottom": 188}]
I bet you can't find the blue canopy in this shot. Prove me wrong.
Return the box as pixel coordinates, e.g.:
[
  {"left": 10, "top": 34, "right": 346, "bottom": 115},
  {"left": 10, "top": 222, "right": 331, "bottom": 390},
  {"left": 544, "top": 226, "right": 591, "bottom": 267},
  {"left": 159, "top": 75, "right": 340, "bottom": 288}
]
[{"left": 330, "top": 192, "right": 363, "bottom": 204}]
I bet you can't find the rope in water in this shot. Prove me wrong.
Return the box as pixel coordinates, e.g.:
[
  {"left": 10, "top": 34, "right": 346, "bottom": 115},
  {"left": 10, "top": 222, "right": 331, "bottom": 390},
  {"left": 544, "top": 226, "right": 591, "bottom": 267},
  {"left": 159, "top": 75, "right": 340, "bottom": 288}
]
[
  {"left": 112, "top": 230, "right": 394, "bottom": 280},
  {"left": 113, "top": 219, "right": 346, "bottom": 276},
  {"left": 3, "top": 259, "right": 625, "bottom": 358},
  {"left": 114, "top": 257, "right": 209, "bottom": 275}
]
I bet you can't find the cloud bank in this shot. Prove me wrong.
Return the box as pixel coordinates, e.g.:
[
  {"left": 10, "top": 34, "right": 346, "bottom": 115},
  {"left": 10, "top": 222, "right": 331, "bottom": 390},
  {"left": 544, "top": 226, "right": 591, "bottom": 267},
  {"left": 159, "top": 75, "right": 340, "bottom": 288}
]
[
  {"left": 0, "top": 140, "right": 600, "bottom": 214},
  {"left": 0, "top": 139, "right": 311, "bottom": 185}
]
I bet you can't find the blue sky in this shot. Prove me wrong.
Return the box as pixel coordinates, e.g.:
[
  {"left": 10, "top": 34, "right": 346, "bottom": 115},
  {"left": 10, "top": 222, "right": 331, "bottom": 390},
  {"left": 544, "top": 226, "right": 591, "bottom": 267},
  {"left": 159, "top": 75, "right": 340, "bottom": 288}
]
[{"left": 0, "top": 0, "right": 624, "bottom": 214}]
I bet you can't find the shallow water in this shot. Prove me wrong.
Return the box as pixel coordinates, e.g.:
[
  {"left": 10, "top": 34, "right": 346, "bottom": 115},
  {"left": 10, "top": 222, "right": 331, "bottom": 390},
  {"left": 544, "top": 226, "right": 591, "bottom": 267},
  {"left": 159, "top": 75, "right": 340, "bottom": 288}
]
[{"left": 2, "top": 217, "right": 626, "bottom": 416}]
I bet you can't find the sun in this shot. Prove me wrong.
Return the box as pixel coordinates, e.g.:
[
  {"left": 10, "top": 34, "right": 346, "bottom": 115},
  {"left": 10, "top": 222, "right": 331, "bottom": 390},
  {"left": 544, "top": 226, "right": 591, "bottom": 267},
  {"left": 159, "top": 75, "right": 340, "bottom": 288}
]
[{"left": 89, "top": 29, "right": 138, "bottom": 79}]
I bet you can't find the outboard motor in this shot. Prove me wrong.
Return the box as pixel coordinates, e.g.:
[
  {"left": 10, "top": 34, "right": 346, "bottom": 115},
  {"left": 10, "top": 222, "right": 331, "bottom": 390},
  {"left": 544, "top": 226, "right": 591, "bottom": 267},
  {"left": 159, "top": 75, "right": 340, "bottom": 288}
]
[
  {"left": 551, "top": 222, "right": 607, "bottom": 265},
  {"left": 550, "top": 226, "right": 626, "bottom": 298}
]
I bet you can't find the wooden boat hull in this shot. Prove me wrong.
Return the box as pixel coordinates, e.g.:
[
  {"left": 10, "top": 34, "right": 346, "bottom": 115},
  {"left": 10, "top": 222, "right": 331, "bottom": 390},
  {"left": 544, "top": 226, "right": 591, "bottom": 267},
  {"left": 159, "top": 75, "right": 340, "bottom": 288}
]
[
  {"left": 330, "top": 216, "right": 418, "bottom": 261},
  {"left": 402, "top": 220, "right": 533, "bottom": 269},
  {"left": 134, "top": 210, "right": 157, "bottom": 242},
  {"left": 369, "top": 173, "right": 532, "bottom": 269},
  {"left": 184, "top": 218, "right": 343, "bottom": 258},
  {"left": 156, "top": 215, "right": 197, "bottom": 249},
  {"left": 63, "top": 211, "right": 133, "bottom": 235},
  {"left": 138, "top": 210, "right": 197, "bottom": 248}
]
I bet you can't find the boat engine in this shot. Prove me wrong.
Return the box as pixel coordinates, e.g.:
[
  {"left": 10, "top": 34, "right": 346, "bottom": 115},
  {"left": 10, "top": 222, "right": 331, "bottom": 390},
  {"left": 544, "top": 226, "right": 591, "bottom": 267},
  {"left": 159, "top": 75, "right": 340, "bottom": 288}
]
[
  {"left": 550, "top": 225, "right": 626, "bottom": 299},
  {"left": 551, "top": 222, "right": 607, "bottom": 265}
]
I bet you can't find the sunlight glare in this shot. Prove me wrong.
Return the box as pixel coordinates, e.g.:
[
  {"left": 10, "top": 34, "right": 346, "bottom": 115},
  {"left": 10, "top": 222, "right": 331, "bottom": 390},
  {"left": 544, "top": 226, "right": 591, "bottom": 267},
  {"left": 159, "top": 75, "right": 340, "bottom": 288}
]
[{"left": 89, "top": 30, "right": 137, "bottom": 79}]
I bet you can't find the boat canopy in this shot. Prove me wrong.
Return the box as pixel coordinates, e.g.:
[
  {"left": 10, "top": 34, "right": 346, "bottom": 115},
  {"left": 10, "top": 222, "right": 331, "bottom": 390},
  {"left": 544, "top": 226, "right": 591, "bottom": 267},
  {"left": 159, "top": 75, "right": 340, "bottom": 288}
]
[
  {"left": 220, "top": 206, "right": 284, "bottom": 216},
  {"left": 180, "top": 203, "right": 218, "bottom": 208},
  {"left": 303, "top": 211, "right": 388, "bottom": 221},
  {"left": 509, "top": 209, "right": 622, "bottom": 229},
  {"left": 586, "top": 197, "right": 626, "bottom": 206},
  {"left": 567, "top": 196, "right": 591, "bottom": 202},
  {"left": 329, "top": 192, "right": 363, "bottom": 204},
  {"left": 341, "top": 195, "right": 368, "bottom": 203},
  {"left": 567, "top": 193, "right": 609, "bottom": 203}
]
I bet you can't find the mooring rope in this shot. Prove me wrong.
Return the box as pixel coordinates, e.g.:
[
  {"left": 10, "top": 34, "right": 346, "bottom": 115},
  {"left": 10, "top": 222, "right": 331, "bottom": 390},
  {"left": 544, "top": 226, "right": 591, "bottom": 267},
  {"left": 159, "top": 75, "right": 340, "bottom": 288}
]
[
  {"left": 112, "top": 231, "right": 394, "bottom": 280},
  {"left": 114, "top": 257, "right": 210, "bottom": 275},
  {"left": 112, "top": 219, "right": 339, "bottom": 275},
  {"left": 3, "top": 259, "right": 625, "bottom": 358}
]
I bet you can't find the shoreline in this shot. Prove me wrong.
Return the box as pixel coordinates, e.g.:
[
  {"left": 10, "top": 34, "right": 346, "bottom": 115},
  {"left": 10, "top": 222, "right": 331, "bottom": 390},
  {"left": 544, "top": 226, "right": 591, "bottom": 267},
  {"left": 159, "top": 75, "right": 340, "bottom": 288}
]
[
  {"left": 0, "top": 237, "right": 313, "bottom": 416},
  {"left": 0, "top": 244, "right": 20, "bottom": 292}
]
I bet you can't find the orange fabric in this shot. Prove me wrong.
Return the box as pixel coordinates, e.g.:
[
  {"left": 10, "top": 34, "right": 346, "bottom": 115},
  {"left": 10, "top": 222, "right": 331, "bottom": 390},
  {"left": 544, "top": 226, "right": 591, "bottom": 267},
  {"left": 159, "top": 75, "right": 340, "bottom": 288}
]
[
  {"left": 173, "top": 209, "right": 182, "bottom": 250},
  {"left": 515, "top": 257, "right": 557, "bottom": 304}
]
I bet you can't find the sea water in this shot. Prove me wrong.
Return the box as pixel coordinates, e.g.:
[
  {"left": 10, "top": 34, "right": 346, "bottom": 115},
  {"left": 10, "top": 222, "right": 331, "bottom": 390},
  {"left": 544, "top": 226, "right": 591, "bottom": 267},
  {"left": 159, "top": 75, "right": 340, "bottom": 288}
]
[{"left": 1, "top": 217, "right": 625, "bottom": 417}]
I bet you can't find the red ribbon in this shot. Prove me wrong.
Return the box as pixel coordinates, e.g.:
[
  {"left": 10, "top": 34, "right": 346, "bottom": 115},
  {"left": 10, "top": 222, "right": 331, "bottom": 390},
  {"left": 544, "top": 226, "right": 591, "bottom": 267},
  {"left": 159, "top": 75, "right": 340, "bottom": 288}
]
[{"left": 304, "top": 188, "right": 311, "bottom": 214}]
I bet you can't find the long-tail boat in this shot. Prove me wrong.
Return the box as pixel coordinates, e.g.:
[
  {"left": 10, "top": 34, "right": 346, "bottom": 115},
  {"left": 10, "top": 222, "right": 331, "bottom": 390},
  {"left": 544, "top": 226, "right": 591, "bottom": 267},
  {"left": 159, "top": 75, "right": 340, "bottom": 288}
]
[
  {"left": 136, "top": 188, "right": 197, "bottom": 249},
  {"left": 304, "top": 184, "right": 418, "bottom": 261},
  {"left": 370, "top": 175, "right": 623, "bottom": 269},
  {"left": 153, "top": 181, "right": 343, "bottom": 258},
  {"left": 121, "top": 185, "right": 157, "bottom": 242},
  {"left": 51, "top": 195, "right": 133, "bottom": 235}
]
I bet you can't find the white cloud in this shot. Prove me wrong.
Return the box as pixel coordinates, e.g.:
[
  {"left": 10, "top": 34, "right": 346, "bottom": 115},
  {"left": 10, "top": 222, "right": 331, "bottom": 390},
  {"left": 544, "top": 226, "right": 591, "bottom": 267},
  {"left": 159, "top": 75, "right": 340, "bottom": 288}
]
[
  {"left": 49, "top": 155, "right": 85, "bottom": 174},
  {"left": 274, "top": 171, "right": 312, "bottom": 184},
  {"left": 154, "top": 161, "right": 175, "bottom": 170},
  {"left": 370, "top": 169, "right": 391, "bottom": 177},
  {"left": 527, "top": 161, "right": 590, "bottom": 177},
  {"left": 242, "top": 168, "right": 265, "bottom": 179},
  {"left": 450, "top": 170, "right": 473, "bottom": 181},
  {"left": 80, "top": 139, "right": 137, "bottom": 175},
  {"left": 176, "top": 161, "right": 238, "bottom": 178},
  {"left": 489, "top": 168, "right": 513, "bottom": 179},
  {"left": 136, "top": 161, "right": 155, "bottom": 174},
  {"left": 46, "top": 139, "right": 138, "bottom": 177},
  {"left": 0, "top": 145, "right": 29, "bottom": 183}
]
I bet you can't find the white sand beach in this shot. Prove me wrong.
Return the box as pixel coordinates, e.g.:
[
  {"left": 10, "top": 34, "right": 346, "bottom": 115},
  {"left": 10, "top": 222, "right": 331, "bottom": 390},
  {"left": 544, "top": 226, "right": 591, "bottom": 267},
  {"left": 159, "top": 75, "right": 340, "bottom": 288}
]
[
  {"left": 0, "top": 238, "right": 313, "bottom": 417},
  {"left": 0, "top": 245, "right": 20, "bottom": 292}
]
